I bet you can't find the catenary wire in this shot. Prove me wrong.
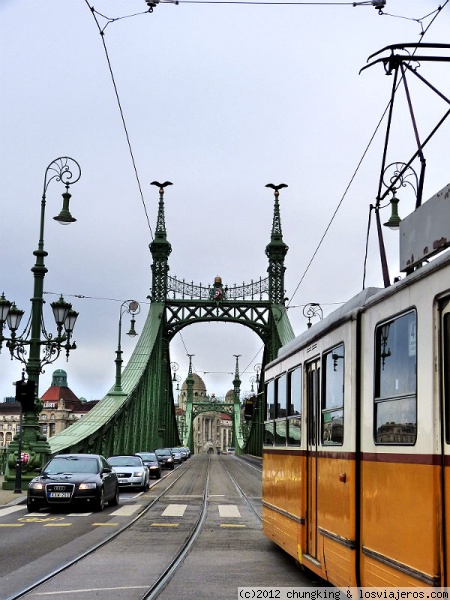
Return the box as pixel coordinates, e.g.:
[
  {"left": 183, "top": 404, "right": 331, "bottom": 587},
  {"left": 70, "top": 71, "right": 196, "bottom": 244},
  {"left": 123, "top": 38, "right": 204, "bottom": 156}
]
[
  {"left": 288, "top": 0, "right": 448, "bottom": 304},
  {"left": 85, "top": 1, "right": 154, "bottom": 240}
]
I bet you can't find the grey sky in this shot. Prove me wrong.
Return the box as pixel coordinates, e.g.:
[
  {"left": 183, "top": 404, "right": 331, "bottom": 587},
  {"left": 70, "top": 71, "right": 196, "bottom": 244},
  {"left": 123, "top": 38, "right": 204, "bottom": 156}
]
[{"left": 1, "top": 0, "right": 448, "bottom": 401}]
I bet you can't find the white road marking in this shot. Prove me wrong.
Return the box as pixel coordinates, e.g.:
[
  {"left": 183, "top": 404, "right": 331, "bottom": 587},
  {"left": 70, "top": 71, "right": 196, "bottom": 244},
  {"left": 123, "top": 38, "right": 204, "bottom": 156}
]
[
  {"left": 111, "top": 504, "right": 141, "bottom": 516},
  {"left": 218, "top": 504, "right": 241, "bottom": 518},
  {"left": 162, "top": 504, "right": 187, "bottom": 517},
  {"left": 0, "top": 505, "right": 26, "bottom": 517}
]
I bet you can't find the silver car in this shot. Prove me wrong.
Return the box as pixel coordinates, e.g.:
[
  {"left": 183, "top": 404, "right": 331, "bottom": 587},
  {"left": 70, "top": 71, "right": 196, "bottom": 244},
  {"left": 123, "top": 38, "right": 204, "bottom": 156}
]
[
  {"left": 107, "top": 455, "right": 149, "bottom": 491},
  {"left": 170, "top": 448, "right": 183, "bottom": 464}
]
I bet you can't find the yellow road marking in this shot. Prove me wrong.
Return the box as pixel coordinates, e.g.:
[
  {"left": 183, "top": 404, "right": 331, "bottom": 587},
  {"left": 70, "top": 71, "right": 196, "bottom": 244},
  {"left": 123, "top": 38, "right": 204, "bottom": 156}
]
[
  {"left": 220, "top": 524, "right": 246, "bottom": 528},
  {"left": 0, "top": 524, "right": 25, "bottom": 527},
  {"left": 44, "top": 523, "right": 72, "bottom": 527},
  {"left": 92, "top": 523, "right": 119, "bottom": 527},
  {"left": 151, "top": 523, "right": 179, "bottom": 527}
]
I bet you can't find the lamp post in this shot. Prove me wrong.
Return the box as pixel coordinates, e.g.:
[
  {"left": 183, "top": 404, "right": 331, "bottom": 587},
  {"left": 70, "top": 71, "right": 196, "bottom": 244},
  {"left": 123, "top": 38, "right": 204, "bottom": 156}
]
[
  {"left": 113, "top": 300, "right": 140, "bottom": 393},
  {"left": 0, "top": 157, "right": 81, "bottom": 490},
  {"left": 303, "top": 303, "right": 323, "bottom": 329}
]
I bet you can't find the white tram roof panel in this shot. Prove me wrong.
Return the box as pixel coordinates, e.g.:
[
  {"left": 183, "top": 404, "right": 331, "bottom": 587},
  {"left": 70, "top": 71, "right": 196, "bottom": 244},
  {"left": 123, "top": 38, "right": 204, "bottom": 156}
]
[
  {"left": 400, "top": 183, "right": 450, "bottom": 272},
  {"left": 273, "top": 287, "right": 382, "bottom": 365}
]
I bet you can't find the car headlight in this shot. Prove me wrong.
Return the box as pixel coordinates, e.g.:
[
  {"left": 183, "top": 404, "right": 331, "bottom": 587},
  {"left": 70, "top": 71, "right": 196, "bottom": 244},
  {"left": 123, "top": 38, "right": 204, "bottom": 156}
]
[
  {"left": 134, "top": 471, "right": 144, "bottom": 477},
  {"left": 79, "top": 483, "right": 97, "bottom": 490},
  {"left": 29, "top": 482, "right": 44, "bottom": 490},
  {"left": 167, "top": 458, "right": 173, "bottom": 462}
]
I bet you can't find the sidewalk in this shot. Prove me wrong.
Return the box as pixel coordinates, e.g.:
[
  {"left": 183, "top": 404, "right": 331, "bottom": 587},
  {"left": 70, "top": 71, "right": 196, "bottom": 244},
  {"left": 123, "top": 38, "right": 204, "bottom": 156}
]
[{"left": 0, "top": 474, "right": 26, "bottom": 506}]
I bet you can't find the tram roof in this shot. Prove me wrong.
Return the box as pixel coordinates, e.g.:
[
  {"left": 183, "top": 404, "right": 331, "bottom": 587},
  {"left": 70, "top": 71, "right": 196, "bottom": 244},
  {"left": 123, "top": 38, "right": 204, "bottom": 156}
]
[
  {"left": 273, "top": 287, "right": 382, "bottom": 365},
  {"left": 273, "top": 244, "right": 450, "bottom": 367}
]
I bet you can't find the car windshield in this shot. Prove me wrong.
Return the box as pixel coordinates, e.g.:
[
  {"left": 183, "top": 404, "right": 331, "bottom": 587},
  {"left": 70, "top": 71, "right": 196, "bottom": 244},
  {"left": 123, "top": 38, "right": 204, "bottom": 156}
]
[
  {"left": 108, "top": 457, "right": 142, "bottom": 467},
  {"left": 45, "top": 456, "right": 99, "bottom": 474},
  {"left": 138, "top": 453, "right": 157, "bottom": 461},
  {"left": 156, "top": 449, "right": 171, "bottom": 456}
]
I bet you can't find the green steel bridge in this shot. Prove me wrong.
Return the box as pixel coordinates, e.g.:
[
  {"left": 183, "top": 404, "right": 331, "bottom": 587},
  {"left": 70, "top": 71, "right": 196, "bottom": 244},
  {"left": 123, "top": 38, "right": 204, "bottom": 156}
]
[{"left": 46, "top": 182, "right": 295, "bottom": 458}]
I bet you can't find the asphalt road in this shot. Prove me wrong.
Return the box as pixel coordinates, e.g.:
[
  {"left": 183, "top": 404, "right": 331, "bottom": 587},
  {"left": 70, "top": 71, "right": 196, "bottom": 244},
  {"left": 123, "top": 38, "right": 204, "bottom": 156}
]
[{"left": 1, "top": 455, "right": 318, "bottom": 600}]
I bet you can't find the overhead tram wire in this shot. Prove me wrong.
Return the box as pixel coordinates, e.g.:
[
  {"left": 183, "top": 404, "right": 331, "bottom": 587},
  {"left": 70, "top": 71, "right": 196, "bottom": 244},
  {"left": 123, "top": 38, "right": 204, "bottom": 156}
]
[
  {"left": 287, "top": 0, "right": 449, "bottom": 305},
  {"left": 85, "top": 1, "right": 154, "bottom": 240}
]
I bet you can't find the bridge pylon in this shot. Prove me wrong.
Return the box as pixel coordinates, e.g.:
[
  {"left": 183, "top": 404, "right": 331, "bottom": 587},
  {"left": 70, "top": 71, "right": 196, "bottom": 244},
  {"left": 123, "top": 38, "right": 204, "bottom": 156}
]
[{"left": 47, "top": 183, "right": 295, "bottom": 459}]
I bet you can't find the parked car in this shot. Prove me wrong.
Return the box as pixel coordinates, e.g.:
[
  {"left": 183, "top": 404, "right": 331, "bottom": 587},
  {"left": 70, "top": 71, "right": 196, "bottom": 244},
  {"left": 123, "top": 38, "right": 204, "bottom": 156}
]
[
  {"left": 154, "top": 448, "right": 175, "bottom": 469},
  {"left": 170, "top": 448, "right": 183, "bottom": 464},
  {"left": 27, "top": 453, "right": 119, "bottom": 513},
  {"left": 135, "top": 452, "right": 161, "bottom": 479},
  {"left": 107, "top": 455, "right": 149, "bottom": 491}
]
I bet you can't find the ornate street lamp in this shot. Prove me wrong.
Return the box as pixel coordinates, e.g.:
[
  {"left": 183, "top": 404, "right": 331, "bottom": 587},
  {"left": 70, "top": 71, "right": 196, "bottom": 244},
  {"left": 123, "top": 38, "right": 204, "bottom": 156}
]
[
  {"left": 0, "top": 156, "right": 81, "bottom": 491},
  {"left": 113, "top": 300, "right": 140, "bottom": 393},
  {"left": 303, "top": 303, "right": 323, "bottom": 329}
]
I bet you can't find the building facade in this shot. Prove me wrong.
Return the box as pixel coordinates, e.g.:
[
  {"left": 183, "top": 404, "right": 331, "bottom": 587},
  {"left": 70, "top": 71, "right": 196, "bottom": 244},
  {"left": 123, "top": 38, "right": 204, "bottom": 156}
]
[
  {"left": 0, "top": 369, "right": 97, "bottom": 449},
  {"left": 177, "top": 373, "right": 233, "bottom": 454}
]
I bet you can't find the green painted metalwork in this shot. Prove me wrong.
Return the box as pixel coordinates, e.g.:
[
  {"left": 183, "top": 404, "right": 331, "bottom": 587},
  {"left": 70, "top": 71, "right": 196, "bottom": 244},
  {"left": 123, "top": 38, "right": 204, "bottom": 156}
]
[{"left": 47, "top": 183, "right": 294, "bottom": 459}]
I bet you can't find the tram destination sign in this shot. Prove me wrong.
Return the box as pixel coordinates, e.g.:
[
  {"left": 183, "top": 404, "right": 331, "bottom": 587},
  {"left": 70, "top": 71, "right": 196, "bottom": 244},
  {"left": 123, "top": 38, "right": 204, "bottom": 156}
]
[{"left": 400, "top": 183, "right": 450, "bottom": 272}]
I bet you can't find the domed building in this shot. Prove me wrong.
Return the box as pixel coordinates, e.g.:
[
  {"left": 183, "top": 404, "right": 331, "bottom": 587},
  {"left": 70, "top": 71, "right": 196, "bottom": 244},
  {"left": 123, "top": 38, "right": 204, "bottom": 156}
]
[{"left": 178, "top": 375, "right": 232, "bottom": 454}]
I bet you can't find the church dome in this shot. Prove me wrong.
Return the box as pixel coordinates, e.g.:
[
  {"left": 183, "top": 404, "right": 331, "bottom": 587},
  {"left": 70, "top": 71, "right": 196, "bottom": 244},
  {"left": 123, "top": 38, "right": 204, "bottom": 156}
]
[
  {"left": 180, "top": 373, "right": 207, "bottom": 396},
  {"left": 225, "top": 389, "right": 234, "bottom": 402}
]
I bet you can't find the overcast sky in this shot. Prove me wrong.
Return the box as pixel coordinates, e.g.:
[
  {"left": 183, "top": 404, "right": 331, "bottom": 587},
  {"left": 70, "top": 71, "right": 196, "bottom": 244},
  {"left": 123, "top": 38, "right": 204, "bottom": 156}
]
[{"left": 1, "top": 0, "right": 449, "bottom": 402}]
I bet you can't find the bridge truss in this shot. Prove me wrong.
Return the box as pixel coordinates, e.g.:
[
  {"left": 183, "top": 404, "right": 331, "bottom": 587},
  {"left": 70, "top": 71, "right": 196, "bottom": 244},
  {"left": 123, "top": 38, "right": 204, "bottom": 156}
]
[{"left": 48, "top": 183, "right": 294, "bottom": 458}]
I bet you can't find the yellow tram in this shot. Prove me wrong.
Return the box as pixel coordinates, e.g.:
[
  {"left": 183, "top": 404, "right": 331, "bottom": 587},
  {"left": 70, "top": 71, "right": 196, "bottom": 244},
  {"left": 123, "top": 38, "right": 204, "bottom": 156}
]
[{"left": 262, "top": 185, "right": 450, "bottom": 587}]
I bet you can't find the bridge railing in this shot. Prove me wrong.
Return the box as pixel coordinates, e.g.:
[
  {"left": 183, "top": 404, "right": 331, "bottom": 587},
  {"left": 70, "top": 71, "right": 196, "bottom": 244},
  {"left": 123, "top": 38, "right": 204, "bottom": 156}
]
[{"left": 167, "top": 276, "right": 269, "bottom": 301}]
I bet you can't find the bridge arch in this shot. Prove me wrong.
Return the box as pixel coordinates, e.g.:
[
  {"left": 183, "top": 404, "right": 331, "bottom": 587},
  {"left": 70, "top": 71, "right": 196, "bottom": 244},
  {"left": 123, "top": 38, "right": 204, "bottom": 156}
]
[{"left": 47, "top": 183, "right": 294, "bottom": 459}]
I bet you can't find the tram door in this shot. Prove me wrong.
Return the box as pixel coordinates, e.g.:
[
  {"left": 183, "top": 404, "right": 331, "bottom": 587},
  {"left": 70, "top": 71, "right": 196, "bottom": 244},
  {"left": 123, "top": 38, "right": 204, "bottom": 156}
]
[
  {"left": 306, "top": 359, "right": 320, "bottom": 559},
  {"left": 441, "top": 298, "right": 450, "bottom": 585}
]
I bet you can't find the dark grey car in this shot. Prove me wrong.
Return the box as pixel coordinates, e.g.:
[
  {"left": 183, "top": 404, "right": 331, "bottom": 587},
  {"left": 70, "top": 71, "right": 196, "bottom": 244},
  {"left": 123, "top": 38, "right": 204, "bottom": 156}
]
[{"left": 27, "top": 453, "right": 119, "bottom": 512}]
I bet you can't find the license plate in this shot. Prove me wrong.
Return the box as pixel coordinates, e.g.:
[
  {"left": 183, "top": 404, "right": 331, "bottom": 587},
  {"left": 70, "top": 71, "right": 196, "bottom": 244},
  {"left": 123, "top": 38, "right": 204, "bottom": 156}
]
[
  {"left": 119, "top": 479, "right": 128, "bottom": 484},
  {"left": 49, "top": 492, "right": 71, "bottom": 498}
]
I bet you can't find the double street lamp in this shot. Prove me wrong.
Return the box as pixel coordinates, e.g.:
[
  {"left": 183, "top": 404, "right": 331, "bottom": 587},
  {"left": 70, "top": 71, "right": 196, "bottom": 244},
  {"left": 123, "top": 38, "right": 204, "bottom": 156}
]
[{"left": 0, "top": 157, "right": 81, "bottom": 490}]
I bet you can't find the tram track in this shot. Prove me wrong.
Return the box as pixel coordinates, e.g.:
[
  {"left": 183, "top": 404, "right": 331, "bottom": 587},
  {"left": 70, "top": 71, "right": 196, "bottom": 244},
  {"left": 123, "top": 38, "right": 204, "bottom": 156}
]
[
  {"left": 7, "top": 458, "right": 205, "bottom": 600},
  {"left": 8, "top": 454, "right": 265, "bottom": 600},
  {"left": 219, "top": 456, "right": 262, "bottom": 524}
]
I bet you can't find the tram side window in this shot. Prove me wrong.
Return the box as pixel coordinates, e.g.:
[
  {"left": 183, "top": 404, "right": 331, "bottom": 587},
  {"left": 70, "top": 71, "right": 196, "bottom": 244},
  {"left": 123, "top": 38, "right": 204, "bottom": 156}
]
[
  {"left": 322, "top": 344, "right": 344, "bottom": 445},
  {"left": 374, "top": 311, "right": 417, "bottom": 445},
  {"left": 276, "top": 374, "right": 287, "bottom": 418},
  {"left": 264, "top": 380, "right": 275, "bottom": 445},
  {"left": 287, "top": 366, "right": 302, "bottom": 446},
  {"left": 274, "top": 374, "right": 287, "bottom": 445}
]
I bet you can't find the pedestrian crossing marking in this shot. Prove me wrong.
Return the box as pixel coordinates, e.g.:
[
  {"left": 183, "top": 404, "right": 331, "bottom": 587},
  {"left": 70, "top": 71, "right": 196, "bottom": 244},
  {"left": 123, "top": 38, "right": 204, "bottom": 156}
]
[
  {"left": 218, "top": 504, "right": 241, "bottom": 518},
  {"left": 67, "top": 513, "right": 92, "bottom": 517},
  {"left": 111, "top": 504, "right": 141, "bottom": 516},
  {"left": 162, "top": 504, "right": 187, "bottom": 517}
]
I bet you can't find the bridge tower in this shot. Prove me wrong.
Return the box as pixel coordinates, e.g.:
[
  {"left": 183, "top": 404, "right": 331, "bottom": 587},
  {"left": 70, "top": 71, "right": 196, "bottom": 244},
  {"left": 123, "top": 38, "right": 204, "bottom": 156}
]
[{"left": 47, "top": 183, "right": 295, "bottom": 458}]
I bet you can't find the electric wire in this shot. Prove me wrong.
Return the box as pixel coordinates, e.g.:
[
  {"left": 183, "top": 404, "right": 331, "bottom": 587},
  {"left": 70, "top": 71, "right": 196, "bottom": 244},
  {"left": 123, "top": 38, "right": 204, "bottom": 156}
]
[
  {"left": 85, "top": 1, "right": 154, "bottom": 240},
  {"left": 288, "top": 0, "right": 448, "bottom": 304},
  {"left": 81, "top": 0, "right": 447, "bottom": 376}
]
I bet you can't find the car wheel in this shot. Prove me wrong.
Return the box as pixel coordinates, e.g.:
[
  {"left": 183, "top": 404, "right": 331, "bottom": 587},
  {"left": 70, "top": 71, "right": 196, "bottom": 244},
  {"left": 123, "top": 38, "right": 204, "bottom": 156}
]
[
  {"left": 170, "top": 465, "right": 174, "bottom": 470},
  {"left": 95, "top": 487, "right": 105, "bottom": 512},
  {"left": 156, "top": 472, "right": 161, "bottom": 479},
  {"left": 110, "top": 485, "right": 119, "bottom": 507},
  {"left": 27, "top": 500, "right": 36, "bottom": 513},
  {"left": 145, "top": 478, "right": 150, "bottom": 491}
]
